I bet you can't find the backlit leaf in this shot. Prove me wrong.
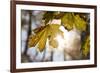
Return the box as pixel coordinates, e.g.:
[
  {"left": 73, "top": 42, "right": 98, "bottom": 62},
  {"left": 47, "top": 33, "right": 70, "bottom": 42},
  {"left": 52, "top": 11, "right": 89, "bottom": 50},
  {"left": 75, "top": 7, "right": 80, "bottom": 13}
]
[
  {"left": 28, "top": 12, "right": 88, "bottom": 52},
  {"left": 82, "top": 35, "right": 90, "bottom": 57},
  {"left": 74, "top": 15, "right": 87, "bottom": 31},
  {"left": 28, "top": 27, "right": 46, "bottom": 48},
  {"left": 43, "top": 12, "right": 54, "bottom": 24},
  {"left": 28, "top": 24, "right": 63, "bottom": 52},
  {"left": 61, "top": 13, "right": 74, "bottom": 31},
  {"left": 48, "top": 24, "right": 63, "bottom": 48},
  {"left": 37, "top": 28, "right": 48, "bottom": 52}
]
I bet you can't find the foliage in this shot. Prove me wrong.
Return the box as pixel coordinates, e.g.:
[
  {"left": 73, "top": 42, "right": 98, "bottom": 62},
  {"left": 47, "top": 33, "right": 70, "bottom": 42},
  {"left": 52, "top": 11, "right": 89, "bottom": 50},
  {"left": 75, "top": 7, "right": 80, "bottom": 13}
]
[
  {"left": 28, "top": 11, "right": 89, "bottom": 58},
  {"left": 61, "top": 13, "right": 74, "bottom": 30},
  {"left": 74, "top": 15, "right": 86, "bottom": 31},
  {"left": 43, "top": 12, "right": 87, "bottom": 31},
  {"left": 43, "top": 12, "right": 55, "bottom": 25},
  {"left": 28, "top": 24, "right": 63, "bottom": 52},
  {"left": 82, "top": 35, "right": 90, "bottom": 58}
]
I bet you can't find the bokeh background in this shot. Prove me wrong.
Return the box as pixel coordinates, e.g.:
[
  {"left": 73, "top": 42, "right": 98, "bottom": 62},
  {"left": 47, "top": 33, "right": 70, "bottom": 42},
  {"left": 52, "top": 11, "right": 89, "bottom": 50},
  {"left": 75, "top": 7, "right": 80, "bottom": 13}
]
[{"left": 21, "top": 10, "right": 90, "bottom": 63}]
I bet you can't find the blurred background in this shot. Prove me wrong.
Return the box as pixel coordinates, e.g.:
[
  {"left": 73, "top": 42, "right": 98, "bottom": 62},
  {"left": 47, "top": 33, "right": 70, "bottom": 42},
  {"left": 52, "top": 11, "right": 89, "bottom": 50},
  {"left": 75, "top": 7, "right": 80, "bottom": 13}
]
[{"left": 21, "top": 10, "right": 90, "bottom": 63}]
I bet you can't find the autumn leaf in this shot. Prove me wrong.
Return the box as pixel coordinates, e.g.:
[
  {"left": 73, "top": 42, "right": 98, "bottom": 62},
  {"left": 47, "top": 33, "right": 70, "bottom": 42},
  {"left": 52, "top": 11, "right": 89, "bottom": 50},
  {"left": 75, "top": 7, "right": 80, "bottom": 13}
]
[
  {"left": 43, "top": 12, "right": 54, "bottom": 25},
  {"left": 28, "top": 27, "right": 47, "bottom": 49},
  {"left": 61, "top": 13, "right": 74, "bottom": 31},
  {"left": 28, "top": 24, "right": 63, "bottom": 52},
  {"left": 54, "top": 12, "right": 65, "bottom": 19},
  {"left": 74, "top": 15, "right": 87, "bottom": 31},
  {"left": 37, "top": 27, "right": 48, "bottom": 52},
  {"left": 28, "top": 12, "right": 87, "bottom": 52},
  {"left": 82, "top": 35, "right": 90, "bottom": 57},
  {"left": 33, "top": 26, "right": 46, "bottom": 33},
  {"left": 61, "top": 13, "right": 87, "bottom": 31},
  {"left": 48, "top": 24, "right": 63, "bottom": 48}
]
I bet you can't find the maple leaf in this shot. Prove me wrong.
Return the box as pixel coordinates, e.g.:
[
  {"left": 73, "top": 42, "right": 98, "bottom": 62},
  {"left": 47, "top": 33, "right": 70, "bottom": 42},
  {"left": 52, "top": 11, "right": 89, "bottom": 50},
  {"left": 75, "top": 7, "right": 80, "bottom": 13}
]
[
  {"left": 28, "top": 24, "right": 63, "bottom": 52},
  {"left": 28, "top": 12, "right": 87, "bottom": 52},
  {"left": 43, "top": 12, "right": 54, "bottom": 25},
  {"left": 37, "top": 27, "right": 48, "bottom": 52},
  {"left": 74, "top": 15, "right": 87, "bottom": 31},
  {"left": 28, "top": 26, "right": 47, "bottom": 51},
  {"left": 61, "top": 13, "right": 87, "bottom": 31},
  {"left": 48, "top": 24, "right": 63, "bottom": 48},
  {"left": 61, "top": 13, "right": 74, "bottom": 31},
  {"left": 82, "top": 35, "right": 90, "bottom": 58}
]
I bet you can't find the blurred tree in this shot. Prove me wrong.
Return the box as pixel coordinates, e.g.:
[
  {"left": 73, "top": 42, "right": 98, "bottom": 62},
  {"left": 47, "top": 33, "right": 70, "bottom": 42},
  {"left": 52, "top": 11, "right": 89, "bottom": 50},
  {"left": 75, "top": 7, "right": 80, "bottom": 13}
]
[{"left": 22, "top": 11, "right": 90, "bottom": 62}]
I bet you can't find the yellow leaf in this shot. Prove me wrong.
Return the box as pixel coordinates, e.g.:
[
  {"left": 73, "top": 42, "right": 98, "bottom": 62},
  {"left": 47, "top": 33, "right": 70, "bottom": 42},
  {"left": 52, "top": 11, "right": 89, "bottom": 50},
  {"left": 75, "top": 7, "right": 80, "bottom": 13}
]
[
  {"left": 28, "top": 27, "right": 46, "bottom": 48},
  {"left": 82, "top": 36, "right": 90, "bottom": 57},
  {"left": 28, "top": 24, "right": 63, "bottom": 52},
  {"left": 74, "top": 15, "right": 87, "bottom": 31},
  {"left": 49, "top": 39, "right": 58, "bottom": 48},
  {"left": 43, "top": 12, "right": 54, "bottom": 24},
  {"left": 47, "top": 24, "right": 63, "bottom": 48},
  {"left": 61, "top": 13, "right": 74, "bottom": 31},
  {"left": 28, "top": 35, "right": 38, "bottom": 47},
  {"left": 33, "top": 26, "right": 46, "bottom": 33},
  {"left": 37, "top": 28, "right": 48, "bottom": 52}
]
